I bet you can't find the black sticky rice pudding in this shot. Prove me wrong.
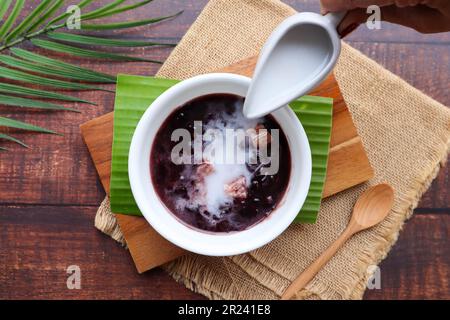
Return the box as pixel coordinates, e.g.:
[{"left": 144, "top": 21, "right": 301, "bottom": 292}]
[{"left": 150, "top": 94, "right": 291, "bottom": 233}]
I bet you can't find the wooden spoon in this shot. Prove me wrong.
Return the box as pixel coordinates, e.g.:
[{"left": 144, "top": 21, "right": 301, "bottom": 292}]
[{"left": 281, "top": 184, "right": 395, "bottom": 300}]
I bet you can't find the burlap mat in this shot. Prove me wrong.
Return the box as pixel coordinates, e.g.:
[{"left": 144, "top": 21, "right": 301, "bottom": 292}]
[{"left": 94, "top": 0, "right": 450, "bottom": 299}]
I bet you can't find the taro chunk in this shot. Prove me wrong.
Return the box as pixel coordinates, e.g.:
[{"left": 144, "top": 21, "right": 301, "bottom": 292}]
[
  {"left": 224, "top": 176, "right": 248, "bottom": 199},
  {"left": 248, "top": 124, "right": 272, "bottom": 149},
  {"left": 196, "top": 162, "right": 214, "bottom": 179}
]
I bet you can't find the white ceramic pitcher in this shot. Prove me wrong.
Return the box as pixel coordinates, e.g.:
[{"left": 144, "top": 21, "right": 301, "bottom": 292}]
[{"left": 243, "top": 12, "right": 346, "bottom": 119}]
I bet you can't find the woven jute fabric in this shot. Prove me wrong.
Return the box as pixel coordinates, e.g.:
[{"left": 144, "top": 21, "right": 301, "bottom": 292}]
[{"left": 94, "top": 0, "right": 450, "bottom": 299}]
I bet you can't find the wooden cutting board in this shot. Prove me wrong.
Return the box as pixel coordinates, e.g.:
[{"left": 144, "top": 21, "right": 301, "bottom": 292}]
[{"left": 81, "top": 55, "right": 374, "bottom": 273}]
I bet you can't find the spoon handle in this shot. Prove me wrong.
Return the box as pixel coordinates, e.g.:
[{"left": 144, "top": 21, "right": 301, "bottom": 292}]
[
  {"left": 325, "top": 11, "right": 347, "bottom": 28},
  {"left": 280, "top": 224, "right": 355, "bottom": 300}
]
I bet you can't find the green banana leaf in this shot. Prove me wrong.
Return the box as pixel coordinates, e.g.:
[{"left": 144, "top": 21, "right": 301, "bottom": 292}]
[{"left": 109, "top": 75, "right": 333, "bottom": 224}]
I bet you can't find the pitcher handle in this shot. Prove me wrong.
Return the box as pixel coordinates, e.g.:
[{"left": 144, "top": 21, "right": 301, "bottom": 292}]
[{"left": 324, "top": 11, "right": 347, "bottom": 28}]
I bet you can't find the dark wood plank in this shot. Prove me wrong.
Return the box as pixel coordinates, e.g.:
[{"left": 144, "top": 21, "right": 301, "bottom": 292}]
[
  {"left": 1, "top": 1, "right": 448, "bottom": 207},
  {"left": 18, "top": 0, "right": 450, "bottom": 45},
  {"left": 0, "top": 205, "right": 204, "bottom": 300},
  {"left": 1, "top": 43, "right": 448, "bottom": 206},
  {"left": 418, "top": 166, "right": 449, "bottom": 209},
  {"left": 283, "top": 0, "right": 450, "bottom": 43},
  {"left": 0, "top": 0, "right": 203, "bottom": 206},
  {"left": 0, "top": 0, "right": 448, "bottom": 300},
  {"left": 364, "top": 214, "right": 450, "bottom": 300},
  {"left": 0, "top": 205, "right": 447, "bottom": 300}
]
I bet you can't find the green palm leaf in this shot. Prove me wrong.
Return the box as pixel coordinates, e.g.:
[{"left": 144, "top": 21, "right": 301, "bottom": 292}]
[
  {"left": 81, "top": 11, "right": 183, "bottom": 30},
  {"left": 32, "top": 38, "right": 162, "bottom": 63},
  {"left": 81, "top": 0, "right": 127, "bottom": 20},
  {"left": 0, "top": 83, "right": 95, "bottom": 105},
  {"left": 0, "top": 0, "right": 13, "bottom": 22},
  {"left": 0, "top": 66, "right": 113, "bottom": 92},
  {"left": 0, "top": 0, "right": 25, "bottom": 41},
  {"left": 0, "top": 0, "right": 182, "bottom": 151},
  {"left": 0, "top": 116, "right": 57, "bottom": 134},
  {"left": 83, "top": 0, "right": 154, "bottom": 20},
  {"left": 47, "top": 32, "right": 176, "bottom": 47},
  {"left": 11, "top": 48, "right": 116, "bottom": 82},
  {"left": 0, "top": 133, "right": 29, "bottom": 148},
  {"left": 46, "top": 0, "right": 94, "bottom": 27},
  {"left": 0, "top": 94, "right": 79, "bottom": 112},
  {"left": 0, "top": 54, "right": 115, "bottom": 83},
  {"left": 27, "top": 0, "right": 65, "bottom": 33},
  {"left": 5, "top": 0, "right": 53, "bottom": 43}
]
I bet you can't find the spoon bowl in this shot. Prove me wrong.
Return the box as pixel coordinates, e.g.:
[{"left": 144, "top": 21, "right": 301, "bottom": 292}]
[{"left": 351, "top": 183, "right": 395, "bottom": 231}]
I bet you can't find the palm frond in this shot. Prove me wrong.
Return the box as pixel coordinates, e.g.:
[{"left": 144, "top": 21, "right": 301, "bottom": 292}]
[
  {"left": 5, "top": 0, "right": 53, "bottom": 43},
  {"left": 27, "top": 0, "right": 65, "bottom": 33},
  {"left": 0, "top": 133, "right": 29, "bottom": 148},
  {"left": 47, "top": 32, "right": 176, "bottom": 47},
  {"left": 0, "top": 83, "right": 96, "bottom": 105},
  {"left": 0, "top": 66, "right": 113, "bottom": 92},
  {"left": 0, "top": 54, "right": 115, "bottom": 83},
  {"left": 0, "top": 94, "right": 79, "bottom": 112},
  {"left": 82, "top": 0, "right": 154, "bottom": 21},
  {"left": 0, "top": 0, "right": 25, "bottom": 41},
  {"left": 11, "top": 48, "right": 116, "bottom": 82},
  {"left": 0, "top": 116, "right": 58, "bottom": 135},
  {"left": 0, "top": 0, "right": 13, "bottom": 22},
  {"left": 81, "top": 0, "right": 127, "bottom": 21},
  {"left": 32, "top": 38, "right": 162, "bottom": 63},
  {"left": 81, "top": 11, "right": 183, "bottom": 30},
  {"left": 46, "top": 0, "right": 94, "bottom": 26},
  {"left": 0, "top": 0, "right": 182, "bottom": 150}
]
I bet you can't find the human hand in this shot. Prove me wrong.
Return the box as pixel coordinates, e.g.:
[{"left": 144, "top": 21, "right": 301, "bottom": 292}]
[{"left": 320, "top": 0, "right": 450, "bottom": 37}]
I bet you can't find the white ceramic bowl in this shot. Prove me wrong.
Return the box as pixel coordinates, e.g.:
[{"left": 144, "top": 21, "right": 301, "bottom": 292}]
[{"left": 129, "top": 73, "right": 311, "bottom": 256}]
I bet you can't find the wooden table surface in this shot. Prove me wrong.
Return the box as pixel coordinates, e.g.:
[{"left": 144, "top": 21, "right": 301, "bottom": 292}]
[{"left": 0, "top": 0, "right": 448, "bottom": 300}]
